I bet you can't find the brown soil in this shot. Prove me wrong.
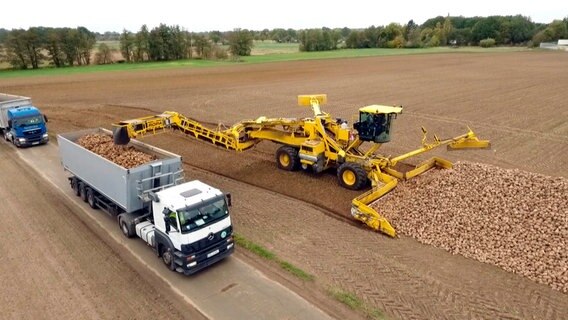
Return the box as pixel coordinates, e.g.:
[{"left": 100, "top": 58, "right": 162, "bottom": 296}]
[{"left": 2, "top": 51, "right": 567, "bottom": 319}]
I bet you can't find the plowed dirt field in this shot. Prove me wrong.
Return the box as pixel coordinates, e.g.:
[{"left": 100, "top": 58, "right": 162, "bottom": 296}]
[{"left": 2, "top": 51, "right": 567, "bottom": 319}]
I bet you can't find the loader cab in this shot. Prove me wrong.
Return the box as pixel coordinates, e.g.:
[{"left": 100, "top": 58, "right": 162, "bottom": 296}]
[{"left": 353, "top": 105, "right": 402, "bottom": 143}]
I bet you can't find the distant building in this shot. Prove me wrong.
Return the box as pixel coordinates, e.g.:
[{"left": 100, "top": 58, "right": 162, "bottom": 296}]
[{"left": 540, "top": 40, "right": 568, "bottom": 51}]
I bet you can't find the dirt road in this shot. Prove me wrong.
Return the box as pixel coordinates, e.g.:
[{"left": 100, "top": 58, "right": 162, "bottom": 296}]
[
  {"left": 0, "top": 143, "right": 206, "bottom": 320},
  {"left": 2, "top": 51, "right": 567, "bottom": 319}
]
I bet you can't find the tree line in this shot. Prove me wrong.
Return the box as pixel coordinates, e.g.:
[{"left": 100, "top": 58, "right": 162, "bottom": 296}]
[
  {"left": 1, "top": 15, "right": 567, "bottom": 69},
  {"left": 301, "top": 15, "right": 568, "bottom": 51},
  {"left": 0, "top": 25, "right": 254, "bottom": 69},
  {"left": 0, "top": 27, "right": 96, "bottom": 69}
]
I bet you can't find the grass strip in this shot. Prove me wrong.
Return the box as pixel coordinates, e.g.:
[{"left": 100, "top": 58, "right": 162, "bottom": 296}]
[
  {"left": 328, "top": 287, "right": 387, "bottom": 320},
  {"left": 234, "top": 233, "right": 314, "bottom": 281}
]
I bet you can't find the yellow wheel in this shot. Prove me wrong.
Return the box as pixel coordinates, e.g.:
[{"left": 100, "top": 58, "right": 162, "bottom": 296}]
[
  {"left": 279, "top": 153, "right": 290, "bottom": 167},
  {"left": 342, "top": 170, "right": 357, "bottom": 187},
  {"left": 337, "top": 162, "right": 367, "bottom": 190},
  {"left": 275, "top": 146, "right": 299, "bottom": 171}
]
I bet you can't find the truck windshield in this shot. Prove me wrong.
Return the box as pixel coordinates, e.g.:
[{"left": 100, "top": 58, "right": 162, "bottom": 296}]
[
  {"left": 177, "top": 198, "right": 228, "bottom": 233},
  {"left": 13, "top": 115, "right": 44, "bottom": 127}
]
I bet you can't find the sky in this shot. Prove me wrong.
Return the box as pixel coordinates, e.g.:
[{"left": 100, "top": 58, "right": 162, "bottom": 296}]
[{"left": 2, "top": 0, "right": 566, "bottom": 33}]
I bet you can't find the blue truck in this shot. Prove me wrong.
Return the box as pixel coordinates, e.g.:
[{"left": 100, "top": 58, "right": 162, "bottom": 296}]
[{"left": 0, "top": 93, "right": 49, "bottom": 147}]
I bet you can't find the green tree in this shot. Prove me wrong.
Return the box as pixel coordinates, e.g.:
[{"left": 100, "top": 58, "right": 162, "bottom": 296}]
[
  {"left": 345, "top": 30, "right": 363, "bottom": 48},
  {"left": 209, "top": 30, "right": 222, "bottom": 44},
  {"left": 507, "top": 15, "right": 534, "bottom": 44},
  {"left": 4, "top": 29, "right": 29, "bottom": 69},
  {"left": 133, "top": 25, "right": 150, "bottom": 62},
  {"left": 532, "top": 20, "right": 568, "bottom": 45},
  {"left": 120, "top": 29, "right": 134, "bottom": 62},
  {"left": 271, "top": 28, "right": 286, "bottom": 43},
  {"left": 148, "top": 24, "right": 180, "bottom": 61},
  {"left": 95, "top": 43, "right": 113, "bottom": 64},
  {"left": 76, "top": 27, "right": 96, "bottom": 65},
  {"left": 404, "top": 20, "right": 418, "bottom": 41},
  {"left": 471, "top": 17, "right": 501, "bottom": 43},
  {"left": 193, "top": 35, "right": 210, "bottom": 58},
  {"left": 381, "top": 23, "right": 403, "bottom": 47},
  {"left": 286, "top": 29, "right": 298, "bottom": 42},
  {"left": 228, "top": 28, "right": 253, "bottom": 56},
  {"left": 23, "top": 27, "right": 44, "bottom": 69},
  {"left": 0, "top": 28, "right": 9, "bottom": 43},
  {"left": 3, "top": 28, "right": 46, "bottom": 69},
  {"left": 363, "top": 26, "right": 380, "bottom": 48},
  {"left": 421, "top": 16, "right": 445, "bottom": 29},
  {"left": 60, "top": 28, "right": 79, "bottom": 66},
  {"left": 441, "top": 16, "right": 453, "bottom": 45},
  {"left": 44, "top": 28, "right": 65, "bottom": 67}
]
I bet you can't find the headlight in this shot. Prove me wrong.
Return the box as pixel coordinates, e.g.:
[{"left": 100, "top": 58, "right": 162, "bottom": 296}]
[
  {"left": 42, "top": 133, "right": 49, "bottom": 139},
  {"left": 18, "top": 138, "right": 26, "bottom": 142}
]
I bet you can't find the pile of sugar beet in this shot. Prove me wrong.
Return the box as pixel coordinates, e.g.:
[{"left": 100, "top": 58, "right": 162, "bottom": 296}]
[
  {"left": 375, "top": 161, "right": 567, "bottom": 293},
  {"left": 77, "top": 133, "right": 156, "bottom": 169}
]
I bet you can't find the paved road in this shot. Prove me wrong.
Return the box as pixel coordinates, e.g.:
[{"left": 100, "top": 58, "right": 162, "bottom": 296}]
[{"left": 14, "top": 140, "right": 332, "bottom": 320}]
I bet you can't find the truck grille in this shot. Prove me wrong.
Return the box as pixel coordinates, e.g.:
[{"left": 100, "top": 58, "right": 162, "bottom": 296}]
[
  {"left": 24, "top": 129, "right": 41, "bottom": 136},
  {"left": 181, "top": 226, "right": 232, "bottom": 254}
]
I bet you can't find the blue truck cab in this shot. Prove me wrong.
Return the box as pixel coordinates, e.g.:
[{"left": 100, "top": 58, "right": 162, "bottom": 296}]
[
  {"left": 0, "top": 94, "right": 49, "bottom": 147},
  {"left": 7, "top": 107, "right": 49, "bottom": 147}
]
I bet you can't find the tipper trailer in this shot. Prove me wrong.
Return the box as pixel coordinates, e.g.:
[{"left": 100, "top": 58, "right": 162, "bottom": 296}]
[{"left": 58, "top": 128, "right": 234, "bottom": 274}]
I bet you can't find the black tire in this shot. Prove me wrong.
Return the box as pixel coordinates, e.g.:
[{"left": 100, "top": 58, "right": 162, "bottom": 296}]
[
  {"left": 118, "top": 214, "right": 135, "bottom": 238},
  {"left": 275, "top": 146, "right": 300, "bottom": 171},
  {"left": 79, "top": 182, "right": 88, "bottom": 202},
  {"left": 71, "top": 178, "right": 81, "bottom": 196},
  {"left": 160, "top": 246, "right": 176, "bottom": 271},
  {"left": 86, "top": 187, "right": 98, "bottom": 209},
  {"left": 337, "top": 162, "right": 368, "bottom": 190}
]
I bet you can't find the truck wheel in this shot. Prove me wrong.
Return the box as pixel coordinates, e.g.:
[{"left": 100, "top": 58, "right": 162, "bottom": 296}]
[
  {"left": 118, "top": 214, "right": 135, "bottom": 238},
  {"left": 275, "top": 146, "right": 300, "bottom": 171},
  {"left": 160, "top": 246, "right": 176, "bottom": 271},
  {"left": 79, "top": 182, "right": 88, "bottom": 202},
  {"left": 86, "top": 188, "right": 98, "bottom": 209},
  {"left": 71, "top": 178, "right": 81, "bottom": 197},
  {"left": 337, "top": 162, "right": 368, "bottom": 190}
]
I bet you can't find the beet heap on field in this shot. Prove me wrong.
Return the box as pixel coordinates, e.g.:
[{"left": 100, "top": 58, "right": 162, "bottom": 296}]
[
  {"left": 375, "top": 161, "right": 568, "bottom": 293},
  {"left": 77, "top": 133, "right": 156, "bottom": 169}
]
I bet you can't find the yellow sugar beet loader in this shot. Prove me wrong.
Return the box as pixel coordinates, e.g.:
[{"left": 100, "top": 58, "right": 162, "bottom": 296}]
[{"left": 112, "top": 94, "right": 490, "bottom": 237}]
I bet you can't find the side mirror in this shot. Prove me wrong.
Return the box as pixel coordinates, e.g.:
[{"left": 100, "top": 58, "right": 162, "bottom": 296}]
[
  {"left": 226, "top": 193, "right": 232, "bottom": 207},
  {"left": 43, "top": 114, "right": 48, "bottom": 123},
  {"left": 8, "top": 120, "right": 12, "bottom": 128},
  {"left": 163, "top": 216, "right": 170, "bottom": 233},
  {"left": 162, "top": 207, "right": 171, "bottom": 233}
]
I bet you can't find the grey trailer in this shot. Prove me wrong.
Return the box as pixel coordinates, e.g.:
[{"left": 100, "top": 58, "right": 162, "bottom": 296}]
[{"left": 58, "top": 128, "right": 184, "bottom": 214}]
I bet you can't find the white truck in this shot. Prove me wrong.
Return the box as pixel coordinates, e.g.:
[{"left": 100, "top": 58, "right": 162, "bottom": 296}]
[{"left": 58, "top": 128, "right": 234, "bottom": 274}]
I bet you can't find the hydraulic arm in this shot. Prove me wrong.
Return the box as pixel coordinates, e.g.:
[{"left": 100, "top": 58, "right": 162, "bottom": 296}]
[{"left": 112, "top": 95, "right": 490, "bottom": 237}]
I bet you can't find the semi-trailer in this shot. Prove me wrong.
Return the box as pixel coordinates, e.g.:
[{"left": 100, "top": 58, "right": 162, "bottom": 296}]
[{"left": 58, "top": 128, "right": 234, "bottom": 274}]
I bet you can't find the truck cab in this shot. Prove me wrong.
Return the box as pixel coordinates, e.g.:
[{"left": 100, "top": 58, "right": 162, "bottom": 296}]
[
  {"left": 148, "top": 180, "right": 234, "bottom": 275},
  {"left": 5, "top": 106, "right": 49, "bottom": 147}
]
